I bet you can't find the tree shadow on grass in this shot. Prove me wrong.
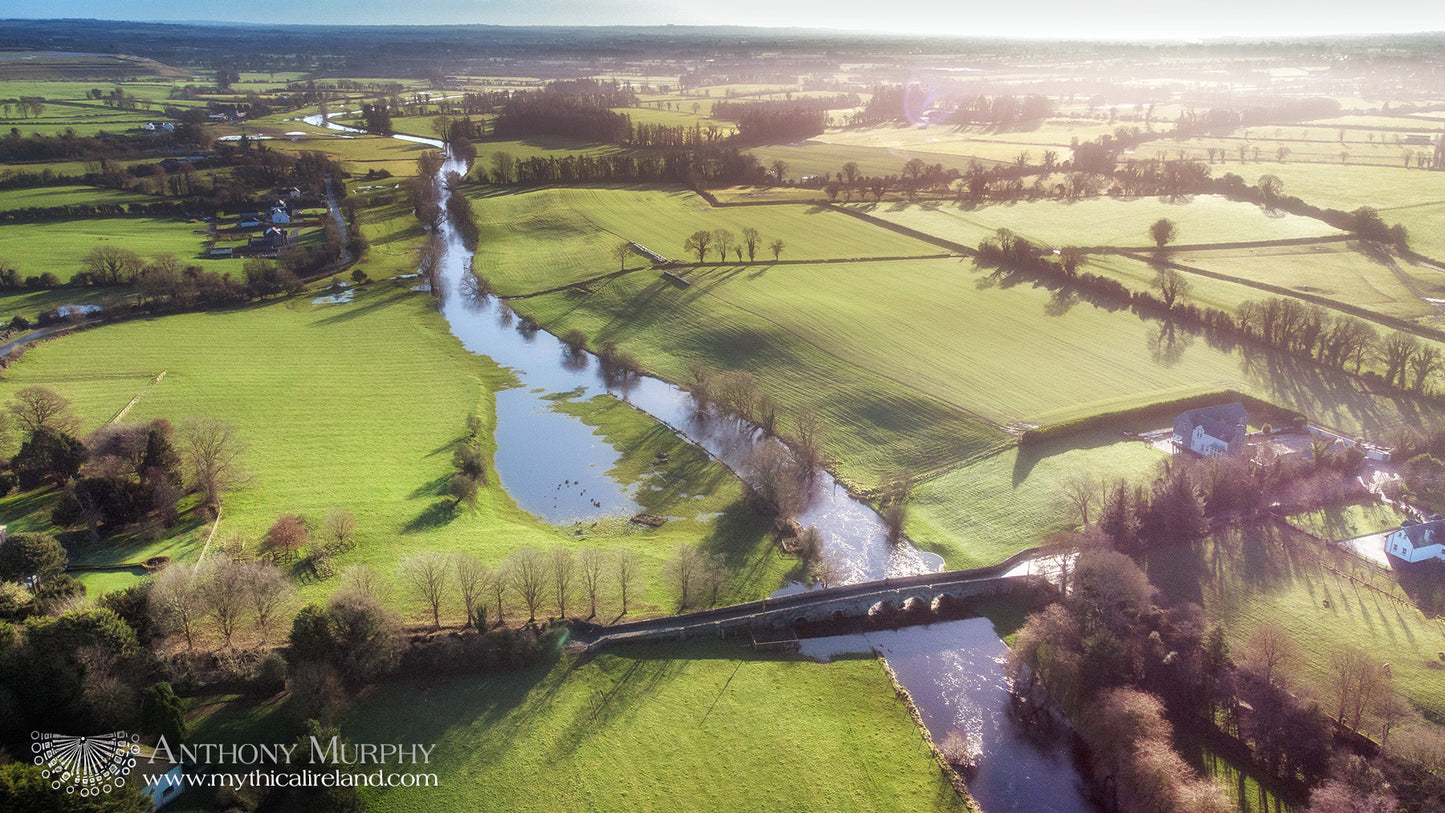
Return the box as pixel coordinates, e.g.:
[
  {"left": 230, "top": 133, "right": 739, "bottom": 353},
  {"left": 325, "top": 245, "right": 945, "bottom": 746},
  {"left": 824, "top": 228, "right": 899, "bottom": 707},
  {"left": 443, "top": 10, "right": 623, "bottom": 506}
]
[
  {"left": 309, "top": 286, "right": 415, "bottom": 327},
  {"left": 404, "top": 499, "right": 460, "bottom": 532}
]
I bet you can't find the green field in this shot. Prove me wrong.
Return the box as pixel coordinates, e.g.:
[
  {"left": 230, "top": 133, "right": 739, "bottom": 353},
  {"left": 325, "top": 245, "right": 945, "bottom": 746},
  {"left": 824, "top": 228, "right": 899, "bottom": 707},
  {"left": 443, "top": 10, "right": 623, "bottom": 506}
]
[
  {"left": 0, "top": 216, "right": 213, "bottom": 280},
  {"left": 0, "top": 184, "right": 154, "bottom": 211},
  {"left": 814, "top": 121, "right": 1120, "bottom": 165},
  {"left": 262, "top": 132, "right": 438, "bottom": 178},
  {"left": 847, "top": 195, "right": 1342, "bottom": 251},
  {"left": 0, "top": 282, "right": 790, "bottom": 611},
  {"left": 1147, "top": 526, "right": 1445, "bottom": 722},
  {"left": 1285, "top": 500, "right": 1409, "bottom": 542},
  {"left": 1171, "top": 242, "right": 1445, "bottom": 323},
  {"left": 345, "top": 643, "right": 967, "bottom": 813},
  {"left": 470, "top": 187, "right": 944, "bottom": 294},
  {"left": 503, "top": 235, "right": 1439, "bottom": 489},
  {"left": 908, "top": 432, "right": 1166, "bottom": 568}
]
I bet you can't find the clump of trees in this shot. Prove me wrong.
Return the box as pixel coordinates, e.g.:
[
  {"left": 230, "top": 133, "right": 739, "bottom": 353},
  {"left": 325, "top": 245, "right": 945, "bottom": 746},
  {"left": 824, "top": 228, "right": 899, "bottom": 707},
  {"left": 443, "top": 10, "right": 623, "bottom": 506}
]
[{"left": 448, "top": 415, "right": 488, "bottom": 508}]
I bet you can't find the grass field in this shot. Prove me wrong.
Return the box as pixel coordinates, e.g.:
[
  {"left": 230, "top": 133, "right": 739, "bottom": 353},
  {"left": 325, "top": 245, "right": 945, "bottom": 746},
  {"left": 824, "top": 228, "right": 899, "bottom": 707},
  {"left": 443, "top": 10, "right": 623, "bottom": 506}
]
[
  {"left": 345, "top": 642, "right": 967, "bottom": 813},
  {"left": 0, "top": 216, "right": 213, "bottom": 280},
  {"left": 470, "top": 187, "right": 943, "bottom": 294},
  {"left": 907, "top": 432, "right": 1166, "bottom": 568},
  {"left": 263, "top": 134, "right": 437, "bottom": 178},
  {"left": 1171, "top": 242, "right": 1445, "bottom": 323},
  {"left": 1147, "top": 526, "right": 1445, "bottom": 721},
  {"left": 506, "top": 240, "right": 1440, "bottom": 489},
  {"left": 1082, "top": 255, "right": 1265, "bottom": 313},
  {"left": 0, "top": 283, "right": 791, "bottom": 610},
  {"left": 847, "top": 195, "right": 1342, "bottom": 251},
  {"left": 814, "top": 121, "right": 1119, "bottom": 165},
  {"left": 1285, "top": 500, "right": 1409, "bottom": 542},
  {"left": 0, "top": 184, "right": 154, "bottom": 211}
]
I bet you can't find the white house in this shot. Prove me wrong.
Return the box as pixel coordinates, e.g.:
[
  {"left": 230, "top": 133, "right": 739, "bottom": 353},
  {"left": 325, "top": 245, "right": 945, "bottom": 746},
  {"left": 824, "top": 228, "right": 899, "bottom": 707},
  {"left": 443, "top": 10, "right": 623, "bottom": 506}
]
[
  {"left": 1385, "top": 520, "right": 1445, "bottom": 564},
  {"left": 1172, "top": 403, "right": 1248, "bottom": 457},
  {"left": 268, "top": 206, "right": 291, "bottom": 225},
  {"left": 136, "top": 746, "right": 184, "bottom": 808}
]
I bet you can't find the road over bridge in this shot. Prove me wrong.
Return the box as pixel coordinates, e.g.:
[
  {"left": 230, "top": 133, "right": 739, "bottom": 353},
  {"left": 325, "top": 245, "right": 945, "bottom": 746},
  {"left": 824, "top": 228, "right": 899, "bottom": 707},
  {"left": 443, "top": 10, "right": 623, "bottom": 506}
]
[{"left": 570, "top": 548, "right": 1057, "bottom": 652}]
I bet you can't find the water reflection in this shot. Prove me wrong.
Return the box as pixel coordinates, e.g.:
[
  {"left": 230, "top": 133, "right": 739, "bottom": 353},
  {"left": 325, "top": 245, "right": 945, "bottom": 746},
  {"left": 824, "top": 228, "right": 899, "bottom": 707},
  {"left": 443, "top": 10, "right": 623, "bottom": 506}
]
[{"left": 802, "top": 618, "right": 1096, "bottom": 813}]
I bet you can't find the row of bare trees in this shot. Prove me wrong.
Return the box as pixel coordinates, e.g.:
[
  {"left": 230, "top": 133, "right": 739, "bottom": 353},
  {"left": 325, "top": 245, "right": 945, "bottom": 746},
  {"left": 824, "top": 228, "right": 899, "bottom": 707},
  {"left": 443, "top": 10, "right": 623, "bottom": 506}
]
[
  {"left": 681, "top": 228, "right": 785, "bottom": 264},
  {"left": 150, "top": 558, "right": 294, "bottom": 650},
  {"left": 390, "top": 546, "right": 643, "bottom": 628}
]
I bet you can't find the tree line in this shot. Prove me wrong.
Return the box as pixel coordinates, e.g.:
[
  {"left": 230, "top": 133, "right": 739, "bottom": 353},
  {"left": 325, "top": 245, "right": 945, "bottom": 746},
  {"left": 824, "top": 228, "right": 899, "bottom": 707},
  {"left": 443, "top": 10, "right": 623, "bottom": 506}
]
[{"left": 975, "top": 225, "right": 1444, "bottom": 397}]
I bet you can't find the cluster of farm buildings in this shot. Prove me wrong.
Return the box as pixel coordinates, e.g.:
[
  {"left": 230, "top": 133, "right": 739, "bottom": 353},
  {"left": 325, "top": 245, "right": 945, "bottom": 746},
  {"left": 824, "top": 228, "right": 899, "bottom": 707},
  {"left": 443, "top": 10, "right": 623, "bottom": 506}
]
[{"left": 1172, "top": 403, "right": 1443, "bottom": 568}]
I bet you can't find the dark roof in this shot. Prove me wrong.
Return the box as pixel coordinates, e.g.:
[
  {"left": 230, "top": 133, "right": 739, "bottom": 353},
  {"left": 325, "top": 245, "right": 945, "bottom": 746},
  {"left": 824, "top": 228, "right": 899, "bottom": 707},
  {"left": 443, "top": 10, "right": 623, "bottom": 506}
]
[
  {"left": 1396, "top": 520, "right": 1444, "bottom": 549},
  {"left": 1174, "top": 402, "right": 1248, "bottom": 447}
]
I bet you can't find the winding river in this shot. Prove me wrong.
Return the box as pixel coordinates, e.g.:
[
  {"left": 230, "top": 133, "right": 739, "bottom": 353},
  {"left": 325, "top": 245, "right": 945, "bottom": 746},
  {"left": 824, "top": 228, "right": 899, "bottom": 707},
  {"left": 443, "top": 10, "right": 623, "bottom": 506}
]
[{"left": 379, "top": 143, "right": 1095, "bottom": 812}]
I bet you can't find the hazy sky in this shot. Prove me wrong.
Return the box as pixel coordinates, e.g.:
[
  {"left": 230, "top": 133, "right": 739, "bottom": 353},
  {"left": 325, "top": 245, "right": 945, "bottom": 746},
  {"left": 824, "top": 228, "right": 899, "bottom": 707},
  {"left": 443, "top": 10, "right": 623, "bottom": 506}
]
[{"left": 8, "top": 0, "right": 1445, "bottom": 41}]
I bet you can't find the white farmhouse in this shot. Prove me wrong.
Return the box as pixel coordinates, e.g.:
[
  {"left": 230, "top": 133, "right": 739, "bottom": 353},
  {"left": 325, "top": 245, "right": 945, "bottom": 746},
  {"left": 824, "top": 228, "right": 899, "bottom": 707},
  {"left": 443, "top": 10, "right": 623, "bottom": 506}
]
[
  {"left": 1172, "top": 403, "right": 1248, "bottom": 457},
  {"left": 1384, "top": 520, "right": 1445, "bottom": 565}
]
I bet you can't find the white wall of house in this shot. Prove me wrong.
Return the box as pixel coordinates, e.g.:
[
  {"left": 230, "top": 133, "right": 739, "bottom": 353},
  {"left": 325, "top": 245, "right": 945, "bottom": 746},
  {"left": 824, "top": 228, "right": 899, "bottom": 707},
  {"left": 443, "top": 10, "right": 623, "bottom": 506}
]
[{"left": 1385, "top": 529, "right": 1445, "bottom": 563}]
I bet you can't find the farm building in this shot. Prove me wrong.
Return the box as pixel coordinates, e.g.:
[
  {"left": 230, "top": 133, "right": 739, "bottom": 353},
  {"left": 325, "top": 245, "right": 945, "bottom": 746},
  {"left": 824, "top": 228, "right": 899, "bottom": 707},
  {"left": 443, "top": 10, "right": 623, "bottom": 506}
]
[
  {"left": 1385, "top": 520, "right": 1445, "bottom": 565},
  {"left": 1172, "top": 402, "right": 1248, "bottom": 457}
]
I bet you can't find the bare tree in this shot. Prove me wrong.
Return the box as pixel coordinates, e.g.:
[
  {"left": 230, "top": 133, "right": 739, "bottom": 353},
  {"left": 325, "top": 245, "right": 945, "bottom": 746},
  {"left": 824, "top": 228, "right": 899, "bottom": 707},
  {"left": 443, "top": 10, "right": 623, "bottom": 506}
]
[
  {"left": 711, "top": 229, "right": 735, "bottom": 262},
  {"left": 741, "top": 227, "right": 761, "bottom": 262},
  {"left": 1328, "top": 645, "right": 1389, "bottom": 730},
  {"left": 579, "top": 548, "right": 606, "bottom": 620},
  {"left": 200, "top": 558, "right": 249, "bottom": 649},
  {"left": 490, "top": 561, "right": 510, "bottom": 625},
  {"left": 319, "top": 508, "right": 358, "bottom": 554},
  {"left": 770, "top": 239, "right": 785, "bottom": 261},
  {"left": 454, "top": 554, "right": 490, "bottom": 628},
  {"left": 151, "top": 562, "right": 204, "bottom": 650},
  {"left": 7, "top": 386, "right": 80, "bottom": 436},
  {"left": 683, "top": 230, "right": 712, "bottom": 263},
  {"left": 614, "top": 241, "right": 634, "bottom": 270},
  {"left": 510, "top": 548, "right": 547, "bottom": 622},
  {"left": 339, "top": 564, "right": 390, "bottom": 601},
  {"left": 616, "top": 549, "right": 639, "bottom": 617},
  {"left": 242, "top": 560, "right": 293, "bottom": 643},
  {"left": 1408, "top": 345, "right": 1441, "bottom": 393},
  {"left": 81, "top": 245, "right": 144, "bottom": 286},
  {"left": 664, "top": 545, "right": 705, "bottom": 612},
  {"left": 1240, "top": 621, "right": 1299, "bottom": 687},
  {"left": 180, "top": 417, "right": 249, "bottom": 510},
  {"left": 550, "top": 547, "right": 576, "bottom": 618},
  {"left": 792, "top": 409, "right": 824, "bottom": 473},
  {"left": 1062, "top": 475, "right": 1100, "bottom": 526},
  {"left": 399, "top": 552, "right": 452, "bottom": 629},
  {"left": 809, "top": 556, "right": 840, "bottom": 588},
  {"left": 1153, "top": 268, "right": 1191, "bottom": 310}
]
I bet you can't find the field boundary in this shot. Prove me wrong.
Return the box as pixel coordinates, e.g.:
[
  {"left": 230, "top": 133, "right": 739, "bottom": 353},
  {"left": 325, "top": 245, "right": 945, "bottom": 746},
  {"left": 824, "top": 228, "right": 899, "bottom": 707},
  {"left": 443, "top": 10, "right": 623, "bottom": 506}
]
[
  {"left": 1019, "top": 389, "right": 1304, "bottom": 445},
  {"left": 821, "top": 203, "right": 980, "bottom": 254},
  {"left": 1079, "top": 233, "right": 1354, "bottom": 254},
  {"left": 1114, "top": 249, "right": 1445, "bottom": 345}
]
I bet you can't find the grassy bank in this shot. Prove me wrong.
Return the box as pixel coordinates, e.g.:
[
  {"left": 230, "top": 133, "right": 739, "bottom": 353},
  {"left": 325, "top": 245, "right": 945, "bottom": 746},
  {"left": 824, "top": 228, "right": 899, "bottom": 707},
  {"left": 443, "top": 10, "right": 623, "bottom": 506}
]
[
  {"left": 908, "top": 432, "right": 1165, "bottom": 569},
  {"left": 345, "top": 641, "right": 969, "bottom": 813}
]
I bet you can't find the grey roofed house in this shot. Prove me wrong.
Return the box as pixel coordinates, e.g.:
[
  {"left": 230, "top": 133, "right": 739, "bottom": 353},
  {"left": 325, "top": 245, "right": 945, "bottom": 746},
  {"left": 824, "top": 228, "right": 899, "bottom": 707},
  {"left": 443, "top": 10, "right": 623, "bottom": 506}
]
[{"left": 1172, "top": 402, "right": 1248, "bottom": 457}]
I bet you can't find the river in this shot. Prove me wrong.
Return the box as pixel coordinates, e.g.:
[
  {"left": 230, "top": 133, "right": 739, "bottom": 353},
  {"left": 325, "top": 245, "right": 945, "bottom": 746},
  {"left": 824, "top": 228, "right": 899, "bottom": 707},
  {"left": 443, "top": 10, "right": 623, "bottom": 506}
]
[{"left": 408, "top": 145, "right": 1094, "bottom": 812}]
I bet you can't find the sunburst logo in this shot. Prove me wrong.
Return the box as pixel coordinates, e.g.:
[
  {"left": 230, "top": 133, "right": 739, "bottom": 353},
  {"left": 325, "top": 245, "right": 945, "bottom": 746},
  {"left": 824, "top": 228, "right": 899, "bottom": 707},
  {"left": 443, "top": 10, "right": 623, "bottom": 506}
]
[{"left": 31, "top": 731, "right": 140, "bottom": 796}]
